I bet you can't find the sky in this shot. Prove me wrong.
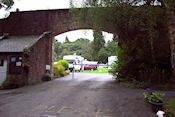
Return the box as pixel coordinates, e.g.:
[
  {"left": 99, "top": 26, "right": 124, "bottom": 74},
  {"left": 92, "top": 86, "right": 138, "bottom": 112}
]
[{"left": 0, "top": 0, "right": 113, "bottom": 43}]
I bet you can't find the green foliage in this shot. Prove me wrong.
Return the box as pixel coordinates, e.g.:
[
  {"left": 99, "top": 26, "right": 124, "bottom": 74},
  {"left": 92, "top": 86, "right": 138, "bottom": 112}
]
[
  {"left": 164, "top": 98, "right": 175, "bottom": 115},
  {"left": 42, "top": 73, "right": 51, "bottom": 81},
  {"left": 69, "top": 1, "right": 174, "bottom": 84},
  {"left": 53, "top": 64, "right": 65, "bottom": 77},
  {"left": 2, "top": 33, "right": 9, "bottom": 39},
  {"left": 112, "top": 36, "right": 172, "bottom": 83},
  {"left": 111, "top": 45, "right": 131, "bottom": 77},
  {"left": 57, "top": 60, "right": 69, "bottom": 70},
  {"left": 97, "top": 47, "right": 108, "bottom": 63},
  {"left": 91, "top": 30, "right": 105, "bottom": 61},
  {"left": 143, "top": 90, "right": 165, "bottom": 103},
  {"left": 4, "top": 13, "right": 9, "bottom": 18},
  {"left": 44, "top": 73, "right": 51, "bottom": 77},
  {"left": 54, "top": 38, "right": 93, "bottom": 61},
  {"left": 0, "top": 0, "right": 14, "bottom": 10},
  {"left": 106, "top": 39, "right": 118, "bottom": 55},
  {"left": 147, "top": 92, "right": 165, "bottom": 103},
  {"left": 83, "top": 68, "right": 108, "bottom": 73},
  {"left": 163, "top": 0, "right": 175, "bottom": 11},
  {"left": 54, "top": 37, "right": 117, "bottom": 63},
  {"left": 2, "top": 79, "right": 9, "bottom": 86}
]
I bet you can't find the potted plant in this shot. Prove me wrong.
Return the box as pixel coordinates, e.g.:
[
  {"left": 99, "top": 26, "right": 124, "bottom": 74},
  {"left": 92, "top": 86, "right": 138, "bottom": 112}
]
[
  {"left": 143, "top": 88, "right": 155, "bottom": 100},
  {"left": 143, "top": 89, "right": 165, "bottom": 113},
  {"left": 42, "top": 73, "right": 51, "bottom": 81}
]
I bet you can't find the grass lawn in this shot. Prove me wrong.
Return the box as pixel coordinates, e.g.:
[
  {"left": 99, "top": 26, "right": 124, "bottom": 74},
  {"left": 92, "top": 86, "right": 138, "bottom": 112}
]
[{"left": 82, "top": 68, "right": 108, "bottom": 73}]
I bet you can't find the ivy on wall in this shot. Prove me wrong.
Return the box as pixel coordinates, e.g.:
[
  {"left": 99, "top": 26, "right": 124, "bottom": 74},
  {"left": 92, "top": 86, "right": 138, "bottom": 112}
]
[{"left": 70, "top": 1, "right": 173, "bottom": 83}]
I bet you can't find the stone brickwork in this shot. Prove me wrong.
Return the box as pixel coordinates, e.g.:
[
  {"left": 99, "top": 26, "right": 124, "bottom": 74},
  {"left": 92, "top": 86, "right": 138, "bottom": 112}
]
[
  {"left": 0, "top": 33, "right": 53, "bottom": 88},
  {"left": 0, "top": 9, "right": 117, "bottom": 36},
  {"left": 0, "top": 53, "right": 28, "bottom": 88},
  {"left": 0, "top": 9, "right": 118, "bottom": 87},
  {"left": 25, "top": 33, "right": 53, "bottom": 85},
  {"left": 167, "top": 10, "right": 175, "bottom": 72}
]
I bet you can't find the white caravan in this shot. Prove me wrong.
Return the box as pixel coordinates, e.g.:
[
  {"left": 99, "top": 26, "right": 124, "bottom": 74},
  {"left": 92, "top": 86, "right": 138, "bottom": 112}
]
[
  {"left": 108, "top": 56, "right": 117, "bottom": 70},
  {"left": 63, "top": 55, "right": 84, "bottom": 72}
]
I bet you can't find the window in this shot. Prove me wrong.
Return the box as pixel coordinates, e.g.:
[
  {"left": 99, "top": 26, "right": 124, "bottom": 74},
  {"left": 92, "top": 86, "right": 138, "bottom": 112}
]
[{"left": 0, "top": 60, "right": 4, "bottom": 66}]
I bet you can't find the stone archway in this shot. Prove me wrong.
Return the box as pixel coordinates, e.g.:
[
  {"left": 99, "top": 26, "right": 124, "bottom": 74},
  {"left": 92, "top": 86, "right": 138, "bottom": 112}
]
[
  {"left": 0, "top": 9, "right": 120, "bottom": 86},
  {"left": 0, "top": 8, "right": 173, "bottom": 87}
]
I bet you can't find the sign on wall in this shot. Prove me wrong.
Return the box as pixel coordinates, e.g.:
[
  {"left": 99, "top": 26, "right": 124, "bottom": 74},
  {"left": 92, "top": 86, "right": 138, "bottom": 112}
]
[
  {"left": 16, "top": 62, "right": 22, "bottom": 67},
  {"left": 11, "top": 57, "right": 16, "bottom": 62},
  {"left": 46, "top": 65, "right": 50, "bottom": 70},
  {"left": 9, "top": 56, "right": 23, "bottom": 74}
]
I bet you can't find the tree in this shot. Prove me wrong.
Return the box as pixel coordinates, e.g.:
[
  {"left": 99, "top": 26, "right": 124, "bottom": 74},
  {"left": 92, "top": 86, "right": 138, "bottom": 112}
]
[
  {"left": 4, "top": 12, "right": 9, "bottom": 18},
  {"left": 91, "top": 30, "right": 105, "bottom": 61},
  {"left": 83, "top": 0, "right": 165, "bottom": 7},
  {"left": 0, "top": 0, "right": 14, "bottom": 10},
  {"left": 106, "top": 40, "right": 118, "bottom": 56},
  {"left": 74, "top": 38, "right": 93, "bottom": 60},
  {"left": 64, "top": 36, "right": 70, "bottom": 43},
  {"left": 54, "top": 41, "right": 62, "bottom": 55},
  {"left": 54, "top": 38, "right": 93, "bottom": 61},
  {"left": 98, "top": 47, "right": 109, "bottom": 63}
]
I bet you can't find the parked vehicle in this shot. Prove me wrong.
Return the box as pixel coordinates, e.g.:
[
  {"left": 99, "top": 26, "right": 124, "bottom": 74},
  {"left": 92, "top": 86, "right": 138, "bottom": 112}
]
[
  {"left": 63, "top": 54, "right": 84, "bottom": 72},
  {"left": 83, "top": 60, "right": 98, "bottom": 70},
  {"left": 84, "top": 64, "right": 97, "bottom": 70},
  {"left": 108, "top": 56, "right": 117, "bottom": 70},
  {"left": 98, "top": 64, "right": 108, "bottom": 68}
]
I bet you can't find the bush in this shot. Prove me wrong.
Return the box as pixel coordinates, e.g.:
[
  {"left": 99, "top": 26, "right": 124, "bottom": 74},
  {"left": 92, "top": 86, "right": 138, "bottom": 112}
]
[
  {"left": 1, "top": 79, "right": 18, "bottom": 89},
  {"left": 2, "top": 79, "right": 9, "bottom": 87},
  {"left": 112, "top": 38, "right": 172, "bottom": 84},
  {"left": 54, "top": 64, "right": 65, "bottom": 77},
  {"left": 42, "top": 73, "right": 51, "bottom": 81},
  {"left": 57, "top": 60, "right": 69, "bottom": 70}
]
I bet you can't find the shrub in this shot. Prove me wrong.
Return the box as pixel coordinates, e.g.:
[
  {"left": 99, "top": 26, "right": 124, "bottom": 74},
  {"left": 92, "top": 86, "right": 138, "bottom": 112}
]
[
  {"left": 112, "top": 38, "right": 172, "bottom": 84},
  {"left": 54, "top": 64, "right": 65, "bottom": 77},
  {"left": 42, "top": 73, "right": 51, "bottom": 81},
  {"left": 57, "top": 60, "right": 69, "bottom": 70},
  {"left": 2, "top": 79, "right": 9, "bottom": 87}
]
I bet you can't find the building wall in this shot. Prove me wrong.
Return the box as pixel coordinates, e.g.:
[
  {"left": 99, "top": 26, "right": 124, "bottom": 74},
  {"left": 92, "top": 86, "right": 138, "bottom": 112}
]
[
  {"left": 0, "top": 32, "right": 53, "bottom": 88},
  {"left": 26, "top": 33, "right": 53, "bottom": 85},
  {"left": 0, "top": 53, "right": 28, "bottom": 88}
]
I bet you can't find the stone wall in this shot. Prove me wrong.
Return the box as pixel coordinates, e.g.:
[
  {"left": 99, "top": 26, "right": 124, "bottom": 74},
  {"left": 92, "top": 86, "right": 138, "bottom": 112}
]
[
  {"left": 0, "top": 8, "right": 174, "bottom": 85},
  {"left": 0, "top": 32, "right": 53, "bottom": 88},
  {"left": 0, "top": 53, "right": 28, "bottom": 88},
  {"left": 167, "top": 10, "right": 175, "bottom": 72},
  {"left": 0, "top": 9, "right": 118, "bottom": 37},
  {"left": 26, "top": 32, "right": 53, "bottom": 85}
]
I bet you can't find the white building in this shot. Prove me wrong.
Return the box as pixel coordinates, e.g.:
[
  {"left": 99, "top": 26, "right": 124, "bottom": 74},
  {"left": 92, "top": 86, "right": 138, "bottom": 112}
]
[
  {"left": 108, "top": 56, "right": 117, "bottom": 70},
  {"left": 63, "top": 54, "right": 84, "bottom": 72}
]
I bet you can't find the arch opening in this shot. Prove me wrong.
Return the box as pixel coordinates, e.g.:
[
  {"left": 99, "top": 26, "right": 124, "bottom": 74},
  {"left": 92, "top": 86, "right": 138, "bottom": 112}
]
[{"left": 53, "top": 29, "right": 118, "bottom": 76}]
